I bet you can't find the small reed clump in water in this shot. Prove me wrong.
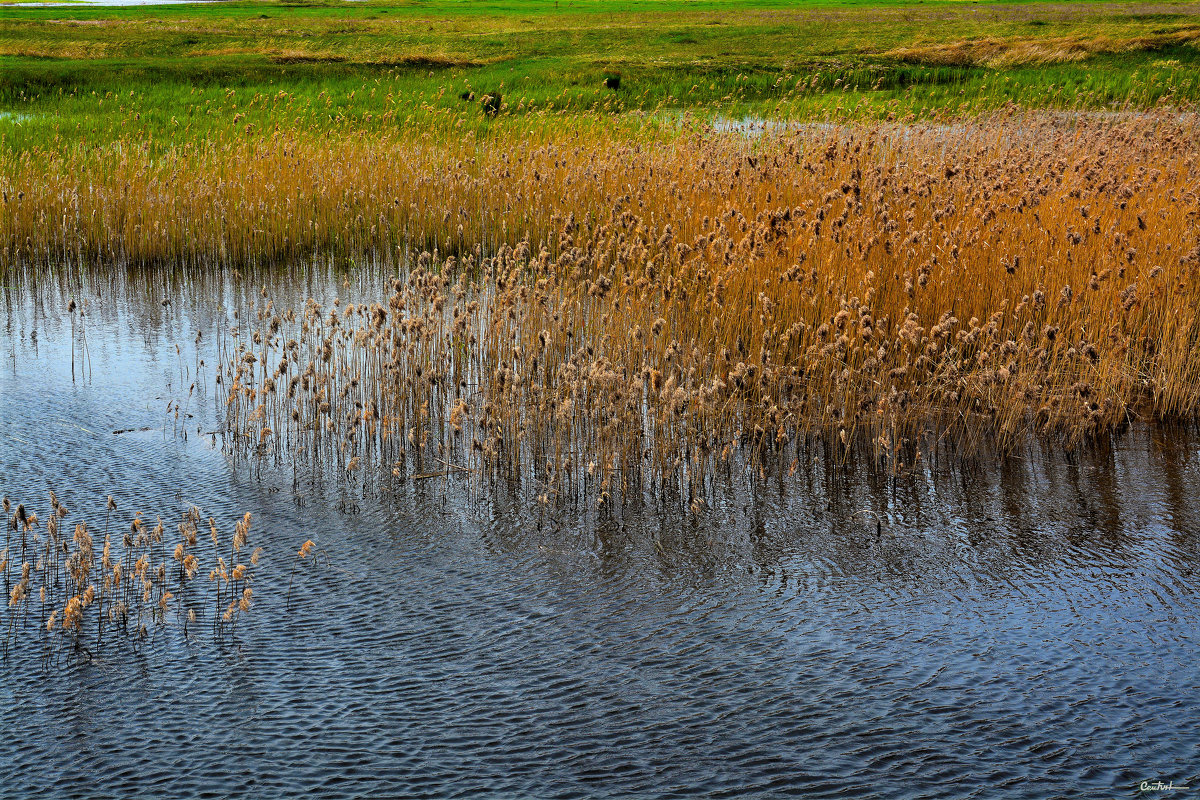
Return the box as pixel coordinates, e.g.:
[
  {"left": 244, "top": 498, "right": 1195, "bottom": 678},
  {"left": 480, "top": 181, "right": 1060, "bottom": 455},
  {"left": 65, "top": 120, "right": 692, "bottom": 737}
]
[{"left": 1, "top": 492, "right": 261, "bottom": 657}]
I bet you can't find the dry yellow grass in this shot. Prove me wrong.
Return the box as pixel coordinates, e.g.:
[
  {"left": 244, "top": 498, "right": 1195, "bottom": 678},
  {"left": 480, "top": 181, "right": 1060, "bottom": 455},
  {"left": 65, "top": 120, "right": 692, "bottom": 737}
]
[
  {"left": 885, "top": 29, "right": 1200, "bottom": 67},
  {"left": 0, "top": 43, "right": 115, "bottom": 58}
]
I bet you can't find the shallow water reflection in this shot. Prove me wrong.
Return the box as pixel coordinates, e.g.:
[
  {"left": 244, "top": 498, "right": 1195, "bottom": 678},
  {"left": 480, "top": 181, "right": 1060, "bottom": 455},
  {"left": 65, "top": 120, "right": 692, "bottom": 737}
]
[{"left": 1, "top": 266, "right": 1197, "bottom": 799}]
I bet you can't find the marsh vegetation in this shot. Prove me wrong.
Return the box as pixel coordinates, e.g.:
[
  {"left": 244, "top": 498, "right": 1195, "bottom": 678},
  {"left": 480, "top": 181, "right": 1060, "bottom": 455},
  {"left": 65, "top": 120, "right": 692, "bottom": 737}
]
[
  {"left": 5, "top": 109, "right": 1198, "bottom": 505},
  {"left": 1, "top": 2, "right": 1197, "bottom": 499}
]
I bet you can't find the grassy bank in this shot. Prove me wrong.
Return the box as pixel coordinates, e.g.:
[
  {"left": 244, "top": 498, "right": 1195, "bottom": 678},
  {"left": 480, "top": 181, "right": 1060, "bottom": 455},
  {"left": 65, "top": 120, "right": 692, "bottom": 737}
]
[{"left": 1, "top": 0, "right": 1199, "bottom": 147}]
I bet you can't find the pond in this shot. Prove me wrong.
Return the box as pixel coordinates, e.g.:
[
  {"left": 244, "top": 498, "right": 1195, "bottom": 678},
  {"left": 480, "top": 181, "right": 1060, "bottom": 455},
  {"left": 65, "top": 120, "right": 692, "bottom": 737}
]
[{"left": 1, "top": 265, "right": 1197, "bottom": 799}]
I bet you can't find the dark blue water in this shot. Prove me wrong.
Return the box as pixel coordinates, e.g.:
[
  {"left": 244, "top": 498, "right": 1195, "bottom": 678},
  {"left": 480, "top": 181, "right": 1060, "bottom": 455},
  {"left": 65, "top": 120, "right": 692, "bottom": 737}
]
[{"left": 1, "top": 268, "right": 1197, "bottom": 799}]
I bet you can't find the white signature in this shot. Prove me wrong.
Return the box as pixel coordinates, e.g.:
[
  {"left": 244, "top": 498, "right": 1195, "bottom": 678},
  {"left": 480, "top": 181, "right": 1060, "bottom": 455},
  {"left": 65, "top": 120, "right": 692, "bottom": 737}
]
[{"left": 1141, "top": 781, "right": 1190, "bottom": 792}]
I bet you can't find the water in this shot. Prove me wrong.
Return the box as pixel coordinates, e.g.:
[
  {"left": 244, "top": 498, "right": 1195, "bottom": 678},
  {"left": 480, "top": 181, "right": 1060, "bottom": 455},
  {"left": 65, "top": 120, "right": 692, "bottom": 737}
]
[
  {"left": 704, "top": 111, "right": 1200, "bottom": 139},
  {"left": 1, "top": 267, "right": 1198, "bottom": 799}
]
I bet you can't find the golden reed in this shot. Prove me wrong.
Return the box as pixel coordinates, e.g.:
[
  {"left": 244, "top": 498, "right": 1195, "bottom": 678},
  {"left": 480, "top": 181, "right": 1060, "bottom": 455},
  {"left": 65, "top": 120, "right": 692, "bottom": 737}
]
[{"left": 4, "top": 108, "right": 1199, "bottom": 502}]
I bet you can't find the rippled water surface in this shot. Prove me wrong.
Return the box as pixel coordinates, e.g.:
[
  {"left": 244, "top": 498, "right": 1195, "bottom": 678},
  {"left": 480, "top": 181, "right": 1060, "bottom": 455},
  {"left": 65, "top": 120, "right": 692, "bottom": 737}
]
[{"left": 1, "top": 268, "right": 1198, "bottom": 799}]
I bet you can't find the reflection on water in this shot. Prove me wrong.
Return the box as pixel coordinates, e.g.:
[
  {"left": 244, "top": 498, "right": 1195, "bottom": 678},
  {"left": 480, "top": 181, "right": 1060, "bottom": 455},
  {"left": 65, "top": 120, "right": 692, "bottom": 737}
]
[{"left": 1, "top": 265, "right": 1198, "bottom": 799}]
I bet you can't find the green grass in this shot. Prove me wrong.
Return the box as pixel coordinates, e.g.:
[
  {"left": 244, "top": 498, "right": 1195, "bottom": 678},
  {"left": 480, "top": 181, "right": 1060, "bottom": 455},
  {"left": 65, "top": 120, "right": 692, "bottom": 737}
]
[{"left": 0, "top": 0, "right": 1198, "bottom": 148}]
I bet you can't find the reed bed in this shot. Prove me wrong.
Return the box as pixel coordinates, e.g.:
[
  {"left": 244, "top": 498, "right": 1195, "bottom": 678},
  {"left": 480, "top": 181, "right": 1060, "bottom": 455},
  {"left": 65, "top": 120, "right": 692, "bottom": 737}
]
[
  {"left": 2, "top": 107, "right": 1193, "bottom": 271},
  {"left": 1, "top": 492, "right": 261, "bottom": 657},
  {"left": 148, "top": 109, "right": 1195, "bottom": 509},
  {"left": 5, "top": 108, "right": 1200, "bottom": 506}
]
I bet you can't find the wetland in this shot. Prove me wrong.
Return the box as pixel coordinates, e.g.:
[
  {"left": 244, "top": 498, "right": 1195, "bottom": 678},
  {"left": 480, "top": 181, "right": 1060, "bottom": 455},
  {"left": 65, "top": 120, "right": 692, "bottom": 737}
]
[{"left": 2, "top": 1, "right": 1200, "bottom": 797}]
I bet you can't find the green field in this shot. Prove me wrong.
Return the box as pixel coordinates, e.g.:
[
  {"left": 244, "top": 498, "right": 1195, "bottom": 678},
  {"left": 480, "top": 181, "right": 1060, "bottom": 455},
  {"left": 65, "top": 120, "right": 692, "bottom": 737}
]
[{"left": 1, "top": 0, "right": 1199, "bottom": 146}]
